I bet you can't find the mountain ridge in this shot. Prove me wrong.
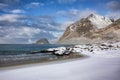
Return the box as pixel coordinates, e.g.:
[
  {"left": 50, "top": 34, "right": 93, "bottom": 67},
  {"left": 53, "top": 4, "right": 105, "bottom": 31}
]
[{"left": 58, "top": 14, "right": 120, "bottom": 44}]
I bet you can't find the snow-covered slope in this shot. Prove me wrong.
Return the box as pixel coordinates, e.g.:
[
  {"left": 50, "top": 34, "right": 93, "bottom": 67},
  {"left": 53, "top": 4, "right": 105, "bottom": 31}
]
[{"left": 88, "top": 14, "right": 112, "bottom": 29}]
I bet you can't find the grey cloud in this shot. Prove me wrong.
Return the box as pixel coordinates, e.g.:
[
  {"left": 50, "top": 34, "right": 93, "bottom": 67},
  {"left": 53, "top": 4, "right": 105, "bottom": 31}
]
[
  {"left": 0, "top": 27, "right": 57, "bottom": 44},
  {"left": 27, "top": 15, "right": 62, "bottom": 32},
  {"left": 0, "top": 3, "right": 9, "bottom": 11},
  {"left": 107, "top": 1, "right": 120, "bottom": 11},
  {"left": 0, "top": 14, "right": 62, "bottom": 44}
]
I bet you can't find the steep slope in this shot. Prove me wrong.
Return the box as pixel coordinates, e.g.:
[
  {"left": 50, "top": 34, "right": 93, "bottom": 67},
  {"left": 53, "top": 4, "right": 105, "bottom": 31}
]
[
  {"left": 93, "top": 18, "right": 120, "bottom": 41},
  {"left": 59, "top": 18, "right": 94, "bottom": 41},
  {"left": 58, "top": 14, "right": 119, "bottom": 44}
]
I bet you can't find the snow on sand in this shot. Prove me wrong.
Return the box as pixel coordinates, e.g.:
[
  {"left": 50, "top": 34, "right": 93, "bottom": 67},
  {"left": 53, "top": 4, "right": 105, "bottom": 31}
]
[{"left": 0, "top": 42, "right": 120, "bottom": 80}]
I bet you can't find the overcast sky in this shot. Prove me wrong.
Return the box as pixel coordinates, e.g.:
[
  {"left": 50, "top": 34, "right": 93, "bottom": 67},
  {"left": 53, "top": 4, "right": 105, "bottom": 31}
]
[{"left": 0, "top": 0, "right": 120, "bottom": 44}]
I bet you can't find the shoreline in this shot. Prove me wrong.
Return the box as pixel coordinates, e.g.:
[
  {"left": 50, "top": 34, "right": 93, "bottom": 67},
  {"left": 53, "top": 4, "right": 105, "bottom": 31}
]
[
  {"left": 1, "top": 56, "right": 120, "bottom": 80},
  {"left": 0, "top": 53, "right": 87, "bottom": 70}
]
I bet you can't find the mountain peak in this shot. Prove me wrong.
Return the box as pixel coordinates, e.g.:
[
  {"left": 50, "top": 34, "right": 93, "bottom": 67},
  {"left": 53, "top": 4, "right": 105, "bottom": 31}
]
[
  {"left": 58, "top": 14, "right": 120, "bottom": 44},
  {"left": 87, "top": 14, "right": 112, "bottom": 29},
  {"left": 87, "top": 13, "right": 98, "bottom": 18}
]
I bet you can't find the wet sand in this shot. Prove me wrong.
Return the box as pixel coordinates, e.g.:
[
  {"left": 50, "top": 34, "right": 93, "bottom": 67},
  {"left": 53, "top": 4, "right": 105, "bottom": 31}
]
[{"left": 0, "top": 53, "right": 86, "bottom": 69}]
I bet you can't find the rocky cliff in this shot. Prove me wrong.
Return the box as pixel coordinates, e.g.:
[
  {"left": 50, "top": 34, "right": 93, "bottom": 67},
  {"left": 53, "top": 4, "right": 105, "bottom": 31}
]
[{"left": 58, "top": 14, "right": 120, "bottom": 44}]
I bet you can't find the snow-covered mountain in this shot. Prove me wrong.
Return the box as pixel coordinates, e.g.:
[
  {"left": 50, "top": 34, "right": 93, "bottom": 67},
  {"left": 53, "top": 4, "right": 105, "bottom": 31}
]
[
  {"left": 58, "top": 14, "right": 120, "bottom": 44},
  {"left": 88, "top": 14, "right": 112, "bottom": 29}
]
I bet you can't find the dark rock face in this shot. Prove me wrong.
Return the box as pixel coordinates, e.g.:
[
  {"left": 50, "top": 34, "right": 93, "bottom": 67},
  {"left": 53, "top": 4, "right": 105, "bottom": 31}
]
[
  {"left": 36, "top": 38, "right": 49, "bottom": 44},
  {"left": 58, "top": 18, "right": 94, "bottom": 41},
  {"left": 58, "top": 14, "right": 120, "bottom": 44}
]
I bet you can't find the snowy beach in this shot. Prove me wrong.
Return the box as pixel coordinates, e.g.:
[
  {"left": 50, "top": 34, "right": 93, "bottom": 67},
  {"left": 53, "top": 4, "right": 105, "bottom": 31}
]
[
  {"left": 0, "top": 42, "right": 120, "bottom": 80},
  {"left": 0, "top": 56, "right": 120, "bottom": 80}
]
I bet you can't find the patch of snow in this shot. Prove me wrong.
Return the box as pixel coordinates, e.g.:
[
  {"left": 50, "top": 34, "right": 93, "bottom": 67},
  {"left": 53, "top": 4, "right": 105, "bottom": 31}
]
[
  {"left": 47, "top": 42, "right": 120, "bottom": 58},
  {"left": 54, "top": 47, "right": 66, "bottom": 55},
  {"left": 73, "top": 42, "right": 120, "bottom": 58},
  {"left": 69, "top": 25, "right": 75, "bottom": 32},
  {"left": 47, "top": 47, "right": 67, "bottom": 55},
  {"left": 88, "top": 14, "right": 112, "bottom": 29},
  {"left": 112, "top": 42, "right": 120, "bottom": 47}
]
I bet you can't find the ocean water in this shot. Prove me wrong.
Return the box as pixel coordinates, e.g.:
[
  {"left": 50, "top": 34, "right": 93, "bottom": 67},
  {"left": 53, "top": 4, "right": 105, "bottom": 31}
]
[
  {"left": 0, "top": 44, "right": 68, "bottom": 55},
  {"left": 0, "top": 44, "right": 70, "bottom": 66}
]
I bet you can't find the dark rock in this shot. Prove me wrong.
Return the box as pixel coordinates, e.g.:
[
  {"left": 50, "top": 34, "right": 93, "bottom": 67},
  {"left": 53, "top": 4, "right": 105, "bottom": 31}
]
[{"left": 36, "top": 38, "right": 49, "bottom": 44}]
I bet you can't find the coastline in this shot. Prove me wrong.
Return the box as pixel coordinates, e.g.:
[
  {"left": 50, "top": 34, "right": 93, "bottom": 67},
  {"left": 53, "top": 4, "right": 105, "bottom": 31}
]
[
  {"left": 0, "top": 53, "right": 87, "bottom": 68},
  {"left": 0, "top": 55, "right": 87, "bottom": 71},
  {"left": 0, "top": 56, "right": 120, "bottom": 80},
  {"left": 0, "top": 42, "right": 120, "bottom": 80}
]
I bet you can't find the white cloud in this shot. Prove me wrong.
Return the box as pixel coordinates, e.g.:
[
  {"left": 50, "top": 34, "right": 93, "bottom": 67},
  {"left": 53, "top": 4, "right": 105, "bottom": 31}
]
[
  {"left": 78, "top": 9, "right": 97, "bottom": 18},
  {"left": 57, "top": 9, "right": 79, "bottom": 17},
  {"left": 0, "top": 27, "right": 41, "bottom": 44},
  {"left": 5, "top": 27, "right": 41, "bottom": 38},
  {"left": 10, "top": 9, "right": 25, "bottom": 13},
  {"left": 58, "top": 0, "right": 76, "bottom": 4},
  {"left": 0, "top": 14, "right": 23, "bottom": 22},
  {"left": 31, "top": 2, "right": 41, "bottom": 6},
  {"left": 60, "top": 21, "right": 74, "bottom": 31},
  {"left": 49, "top": 31, "right": 62, "bottom": 38},
  {"left": 0, "top": 15, "right": 61, "bottom": 44},
  {"left": 57, "top": 10, "right": 67, "bottom": 15},
  {"left": 105, "top": 11, "right": 120, "bottom": 20},
  {"left": 28, "top": 38, "right": 33, "bottom": 43},
  {"left": 19, "top": 27, "right": 41, "bottom": 38},
  {"left": 57, "top": 8, "right": 97, "bottom": 20},
  {"left": 26, "top": 2, "right": 44, "bottom": 9}
]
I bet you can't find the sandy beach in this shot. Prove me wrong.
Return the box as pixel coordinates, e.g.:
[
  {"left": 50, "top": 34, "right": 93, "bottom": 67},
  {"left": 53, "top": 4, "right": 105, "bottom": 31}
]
[
  {"left": 0, "top": 55, "right": 120, "bottom": 80},
  {"left": 0, "top": 42, "right": 120, "bottom": 80}
]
